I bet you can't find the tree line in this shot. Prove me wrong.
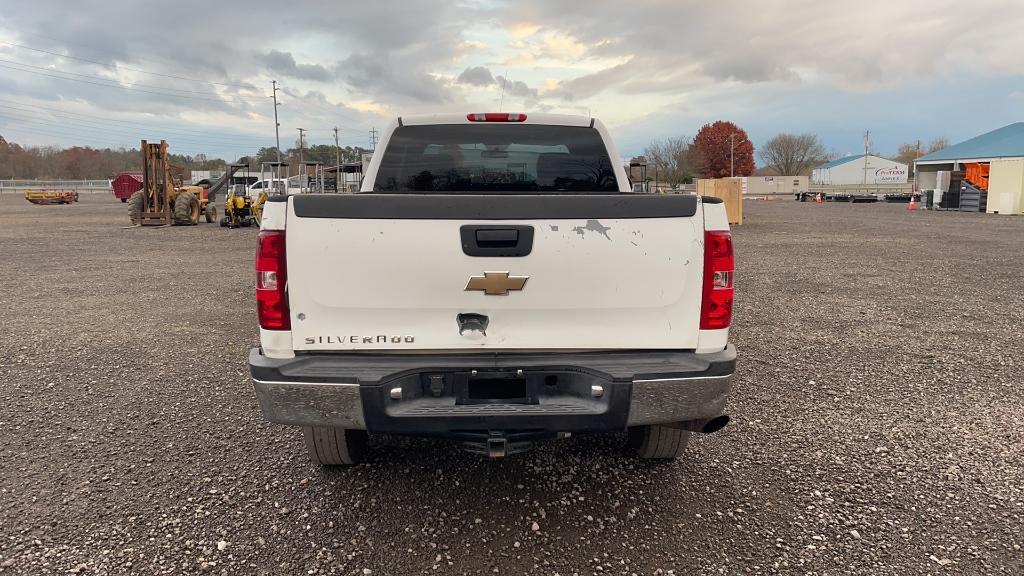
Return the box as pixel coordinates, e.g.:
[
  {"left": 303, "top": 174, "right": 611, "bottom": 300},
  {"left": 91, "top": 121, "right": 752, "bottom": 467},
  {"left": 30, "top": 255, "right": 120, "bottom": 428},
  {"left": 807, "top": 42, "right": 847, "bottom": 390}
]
[
  {"left": 0, "top": 134, "right": 372, "bottom": 180},
  {"left": 638, "top": 123, "right": 950, "bottom": 184}
]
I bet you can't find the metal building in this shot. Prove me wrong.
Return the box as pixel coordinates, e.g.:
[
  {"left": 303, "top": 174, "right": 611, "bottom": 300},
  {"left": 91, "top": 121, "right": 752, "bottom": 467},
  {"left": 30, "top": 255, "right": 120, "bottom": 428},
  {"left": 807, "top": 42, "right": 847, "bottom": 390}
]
[
  {"left": 915, "top": 123, "right": 1024, "bottom": 215},
  {"left": 812, "top": 154, "right": 909, "bottom": 185}
]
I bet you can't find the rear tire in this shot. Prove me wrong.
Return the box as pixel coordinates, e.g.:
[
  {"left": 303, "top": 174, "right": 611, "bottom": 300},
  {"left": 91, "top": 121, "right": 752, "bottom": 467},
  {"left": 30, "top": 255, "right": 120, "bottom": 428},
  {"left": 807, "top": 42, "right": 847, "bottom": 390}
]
[
  {"left": 204, "top": 203, "right": 217, "bottom": 223},
  {"left": 302, "top": 426, "right": 368, "bottom": 466},
  {"left": 627, "top": 425, "right": 691, "bottom": 460},
  {"left": 128, "top": 190, "right": 144, "bottom": 225},
  {"left": 174, "top": 191, "right": 199, "bottom": 225}
]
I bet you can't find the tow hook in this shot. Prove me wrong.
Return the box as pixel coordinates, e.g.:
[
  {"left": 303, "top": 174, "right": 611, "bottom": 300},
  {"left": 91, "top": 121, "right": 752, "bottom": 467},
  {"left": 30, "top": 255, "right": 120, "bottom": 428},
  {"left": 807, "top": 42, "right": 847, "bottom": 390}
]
[{"left": 462, "top": 431, "right": 533, "bottom": 458}]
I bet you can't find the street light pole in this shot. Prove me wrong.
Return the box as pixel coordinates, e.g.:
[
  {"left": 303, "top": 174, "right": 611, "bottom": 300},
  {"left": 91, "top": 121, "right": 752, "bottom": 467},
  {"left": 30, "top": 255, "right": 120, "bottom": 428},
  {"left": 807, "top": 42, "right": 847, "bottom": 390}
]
[{"left": 730, "top": 133, "right": 736, "bottom": 178}]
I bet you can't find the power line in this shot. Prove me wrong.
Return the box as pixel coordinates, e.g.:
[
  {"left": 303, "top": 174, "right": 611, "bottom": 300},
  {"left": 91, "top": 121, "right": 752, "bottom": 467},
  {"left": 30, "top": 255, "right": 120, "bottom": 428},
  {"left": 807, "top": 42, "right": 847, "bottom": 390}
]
[
  {"left": 276, "top": 83, "right": 375, "bottom": 130},
  {"left": 7, "top": 30, "right": 241, "bottom": 83},
  {"left": 0, "top": 123, "right": 138, "bottom": 149},
  {"left": 0, "top": 112, "right": 267, "bottom": 153},
  {"left": 0, "top": 107, "right": 271, "bottom": 148},
  {"left": 0, "top": 100, "right": 270, "bottom": 144},
  {"left": 0, "top": 41, "right": 258, "bottom": 90},
  {"left": 0, "top": 57, "right": 254, "bottom": 99},
  {"left": 1, "top": 37, "right": 374, "bottom": 134},
  {"left": 0, "top": 62, "right": 256, "bottom": 104}
]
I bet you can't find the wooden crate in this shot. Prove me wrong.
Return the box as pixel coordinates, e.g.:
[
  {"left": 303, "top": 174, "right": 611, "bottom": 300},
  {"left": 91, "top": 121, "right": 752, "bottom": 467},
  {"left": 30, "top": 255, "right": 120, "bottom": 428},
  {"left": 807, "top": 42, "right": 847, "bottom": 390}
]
[{"left": 696, "top": 179, "right": 743, "bottom": 225}]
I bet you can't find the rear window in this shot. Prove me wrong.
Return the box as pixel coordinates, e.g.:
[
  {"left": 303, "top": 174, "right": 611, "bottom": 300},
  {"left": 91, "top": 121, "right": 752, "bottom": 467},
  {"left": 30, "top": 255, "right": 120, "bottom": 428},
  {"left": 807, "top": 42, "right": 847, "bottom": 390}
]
[{"left": 371, "top": 124, "right": 620, "bottom": 193}]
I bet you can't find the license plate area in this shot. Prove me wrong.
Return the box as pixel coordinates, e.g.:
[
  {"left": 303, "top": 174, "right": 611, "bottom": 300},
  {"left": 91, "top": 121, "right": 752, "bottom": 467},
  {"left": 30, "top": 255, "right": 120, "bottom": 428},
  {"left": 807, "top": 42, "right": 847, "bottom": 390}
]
[{"left": 456, "top": 371, "right": 535, "bottom": 405}]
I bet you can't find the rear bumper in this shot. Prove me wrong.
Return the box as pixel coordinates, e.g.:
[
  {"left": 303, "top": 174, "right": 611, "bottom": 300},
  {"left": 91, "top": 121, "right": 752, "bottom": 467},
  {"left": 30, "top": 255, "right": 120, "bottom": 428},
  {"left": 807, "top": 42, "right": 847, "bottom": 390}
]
[{"left": 249, "top": 345, "right": 735, "bottom": 435}]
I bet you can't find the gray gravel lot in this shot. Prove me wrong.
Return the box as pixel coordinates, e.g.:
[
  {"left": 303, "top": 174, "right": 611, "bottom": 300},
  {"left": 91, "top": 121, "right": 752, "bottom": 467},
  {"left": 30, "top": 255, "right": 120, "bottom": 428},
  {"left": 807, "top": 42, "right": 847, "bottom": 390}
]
[{"left": 1, "top": 193, "right": 1022, "bottom": 575}]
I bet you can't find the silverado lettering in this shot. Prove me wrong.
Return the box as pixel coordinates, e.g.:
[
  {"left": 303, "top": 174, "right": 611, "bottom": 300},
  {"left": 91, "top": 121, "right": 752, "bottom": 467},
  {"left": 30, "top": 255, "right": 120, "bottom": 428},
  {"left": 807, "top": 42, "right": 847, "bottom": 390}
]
[{"left": 303, "top": 336, "right": 415, "bottom": 345}]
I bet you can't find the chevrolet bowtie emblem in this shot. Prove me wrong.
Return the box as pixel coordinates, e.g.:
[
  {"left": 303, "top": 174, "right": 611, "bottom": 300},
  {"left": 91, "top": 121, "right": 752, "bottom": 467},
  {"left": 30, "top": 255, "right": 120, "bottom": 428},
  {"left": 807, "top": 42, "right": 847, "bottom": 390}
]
[{"left": 465, "top": 271, "right": 529, "bottom": 295}]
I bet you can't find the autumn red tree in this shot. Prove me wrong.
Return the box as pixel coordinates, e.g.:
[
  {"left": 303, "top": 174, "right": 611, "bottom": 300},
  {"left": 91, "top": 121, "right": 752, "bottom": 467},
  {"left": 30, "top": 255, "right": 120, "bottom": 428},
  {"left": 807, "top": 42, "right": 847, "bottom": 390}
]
[{"left": 692, "top": 121, "right": 755, "bottom": 178}]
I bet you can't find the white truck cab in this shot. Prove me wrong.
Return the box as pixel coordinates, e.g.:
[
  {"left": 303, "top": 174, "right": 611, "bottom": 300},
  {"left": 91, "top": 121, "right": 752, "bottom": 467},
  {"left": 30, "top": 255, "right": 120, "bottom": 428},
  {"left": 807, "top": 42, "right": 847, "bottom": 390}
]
[
  {"left": 247, "top": 178, "right": 301, "bottom": 199},
  {"left": 249, "top": 112, "right": 736, "bottom": 464}
]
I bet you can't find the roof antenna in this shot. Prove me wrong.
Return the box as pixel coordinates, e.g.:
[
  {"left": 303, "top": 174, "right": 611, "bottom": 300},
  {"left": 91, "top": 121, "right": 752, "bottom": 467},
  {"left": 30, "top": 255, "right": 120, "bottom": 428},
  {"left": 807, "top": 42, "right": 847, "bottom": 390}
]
[{"left": 498, "top": 70, "right": 508, "bottom": 112}]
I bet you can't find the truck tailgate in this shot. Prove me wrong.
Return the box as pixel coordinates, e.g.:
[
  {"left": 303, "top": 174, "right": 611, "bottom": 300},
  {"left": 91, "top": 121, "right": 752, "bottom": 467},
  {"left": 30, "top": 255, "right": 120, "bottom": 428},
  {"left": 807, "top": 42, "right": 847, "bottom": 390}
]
[{"left": 285, "top": 194, "right": 704, "bottom": 351}]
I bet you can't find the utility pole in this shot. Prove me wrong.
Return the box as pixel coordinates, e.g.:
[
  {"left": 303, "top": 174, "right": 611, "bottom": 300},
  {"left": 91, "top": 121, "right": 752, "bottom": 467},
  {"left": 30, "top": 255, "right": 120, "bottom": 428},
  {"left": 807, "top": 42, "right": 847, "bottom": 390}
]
[
  {"left": 862, "top": 130, "right": 870, "bottom": 185},
  {"left": 297, "top": 128, "right": 306, "bottom": 165},
  {"left": 271, "top": 80, "right": 282, "bottom": 163},
  {"left": 333, "top": 127, "right": 341, "bottom": 168},
  {"left": 333, "top": 126, "right": 341, "bottom": 193},
  {"left": 369, "top": 128, "right": 379, "bottom": 152}
]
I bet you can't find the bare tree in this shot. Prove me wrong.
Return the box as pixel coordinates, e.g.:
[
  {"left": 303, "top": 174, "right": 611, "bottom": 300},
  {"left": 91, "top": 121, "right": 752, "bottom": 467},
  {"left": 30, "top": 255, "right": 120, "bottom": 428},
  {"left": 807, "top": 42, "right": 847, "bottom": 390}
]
[
  {"left": 893, "top": 137, "right": 950, "bottom": 174},
  {"left": 758, "top": 133, "right": 827, "bottom": 176},
  {"left": 643, "top": 136, "right": 695, "bottom": 185},
  {"left": 926, "top": 137, "right": 949, "bottom": 154}
]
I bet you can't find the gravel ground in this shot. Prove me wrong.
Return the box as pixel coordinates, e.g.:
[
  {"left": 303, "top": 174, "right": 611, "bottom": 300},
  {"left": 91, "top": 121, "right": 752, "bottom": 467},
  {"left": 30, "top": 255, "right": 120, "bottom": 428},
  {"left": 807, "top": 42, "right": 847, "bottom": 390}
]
[{"left": 1, "top": 193, "right": 1021, "bottom": 576}]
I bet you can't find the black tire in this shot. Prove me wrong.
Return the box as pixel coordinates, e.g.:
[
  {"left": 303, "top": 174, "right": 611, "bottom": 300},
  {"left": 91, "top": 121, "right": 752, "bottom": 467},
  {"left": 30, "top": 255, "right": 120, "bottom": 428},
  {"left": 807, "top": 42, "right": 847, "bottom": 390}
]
[
  {"left": 302, "top": 426, "right": 368, "bottom": 466},
  {"left": 219, "top": 216, "right": 229, "bottom": 227},
  {"left": 204, "top": 203, "right": 217, "bottom": 223},
  {"left": 627, "top": 425, "right": 691, "bottom": 460},
  {"left": 173, "top": 191, "right": 199, "bottom": 225},
  {"left": 121, "top": 198, "right": 127, "bottom": 203},
  {"left": 128, "top": 190, "right": 144, "bottom": 225}
]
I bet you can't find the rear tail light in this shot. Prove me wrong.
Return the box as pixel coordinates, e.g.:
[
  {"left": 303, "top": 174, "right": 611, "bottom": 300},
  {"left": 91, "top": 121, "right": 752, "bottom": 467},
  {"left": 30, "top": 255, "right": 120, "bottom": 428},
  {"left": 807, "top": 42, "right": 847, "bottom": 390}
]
[
  {"left": 467, "top": 113, "right": 527, "bottom": 122},
  {"left": 256, "top": 230, "right": 290, "bottom": 330},
  {"left": 700, "top": 230, "right": 734, "bottom": 330}
]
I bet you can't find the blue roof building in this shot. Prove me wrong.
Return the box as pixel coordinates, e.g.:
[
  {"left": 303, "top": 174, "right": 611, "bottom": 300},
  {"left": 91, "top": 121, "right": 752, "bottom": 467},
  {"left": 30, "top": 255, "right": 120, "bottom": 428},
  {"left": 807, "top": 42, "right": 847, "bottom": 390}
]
[
  {"left": 916, "top": 123, "right": 1024, "bottom": 165},
  {"left": 914, "top": 123, "right": 1024, "bottom": 203}
]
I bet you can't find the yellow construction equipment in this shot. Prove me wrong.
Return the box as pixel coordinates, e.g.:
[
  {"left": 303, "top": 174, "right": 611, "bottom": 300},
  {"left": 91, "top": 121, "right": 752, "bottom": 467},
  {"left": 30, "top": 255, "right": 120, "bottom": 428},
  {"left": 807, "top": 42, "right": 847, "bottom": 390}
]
[
  {"left": 25, "top": 190, "right": 79, "bottom": 204},
  {"left": 128, "top": 140, "right": 217, "bottom": 226},
  {"left": 221, "top": 185, "right": 267, "bottom": 228}
]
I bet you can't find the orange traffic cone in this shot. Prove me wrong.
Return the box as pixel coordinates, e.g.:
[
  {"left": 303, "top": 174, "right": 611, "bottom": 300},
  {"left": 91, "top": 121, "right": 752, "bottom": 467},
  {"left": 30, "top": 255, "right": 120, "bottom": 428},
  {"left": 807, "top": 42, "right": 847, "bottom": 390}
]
[{"left": 908, "top": 195, "right": 916, "bottom": 211}]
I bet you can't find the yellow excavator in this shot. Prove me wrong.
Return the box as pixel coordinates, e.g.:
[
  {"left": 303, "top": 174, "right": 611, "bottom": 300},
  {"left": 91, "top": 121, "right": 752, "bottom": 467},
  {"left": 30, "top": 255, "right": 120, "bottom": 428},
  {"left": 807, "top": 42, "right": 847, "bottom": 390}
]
[{"left": 128, "top": 140, "right": 216, "bottom": 226}]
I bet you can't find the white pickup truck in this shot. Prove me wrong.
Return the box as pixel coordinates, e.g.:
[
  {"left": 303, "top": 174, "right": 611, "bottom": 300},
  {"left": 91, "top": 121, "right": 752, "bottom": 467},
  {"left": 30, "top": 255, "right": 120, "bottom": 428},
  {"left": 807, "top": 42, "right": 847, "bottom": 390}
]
[{"left": 249, "top": 112, "right": 736, "bottom": 464}]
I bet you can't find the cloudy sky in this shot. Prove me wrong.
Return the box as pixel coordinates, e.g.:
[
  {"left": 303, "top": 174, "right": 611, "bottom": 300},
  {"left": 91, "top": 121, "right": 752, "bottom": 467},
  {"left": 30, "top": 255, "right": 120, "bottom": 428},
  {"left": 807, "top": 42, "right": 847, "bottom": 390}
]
[{"left": 1, "top": 0, "right": 1022, "bottom": 161}]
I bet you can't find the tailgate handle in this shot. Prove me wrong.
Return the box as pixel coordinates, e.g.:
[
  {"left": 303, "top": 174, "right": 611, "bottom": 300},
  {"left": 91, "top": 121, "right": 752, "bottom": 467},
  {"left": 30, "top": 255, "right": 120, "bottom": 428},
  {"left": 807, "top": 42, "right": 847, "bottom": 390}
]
[
  {"left": 475, "top": 229, "right": 518, "bottom": 247},
  {"left": 461, "top": 225, "right": 534, "bottom": 257}
]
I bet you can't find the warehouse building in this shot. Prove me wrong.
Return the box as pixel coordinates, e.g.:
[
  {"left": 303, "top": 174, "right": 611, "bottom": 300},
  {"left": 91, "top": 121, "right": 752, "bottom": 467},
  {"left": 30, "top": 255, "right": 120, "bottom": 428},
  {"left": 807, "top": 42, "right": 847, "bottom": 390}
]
[
  {"left": 812, "top": 154, "right": 909, "bottom": 185},
  {"left": 915, "top": 122, "right": 1024, "bottom": 215}
]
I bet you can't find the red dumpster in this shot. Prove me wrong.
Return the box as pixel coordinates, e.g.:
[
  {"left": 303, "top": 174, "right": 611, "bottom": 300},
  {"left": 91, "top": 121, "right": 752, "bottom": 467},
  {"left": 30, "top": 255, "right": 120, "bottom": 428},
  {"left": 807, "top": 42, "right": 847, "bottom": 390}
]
[{"left": 112, "top": 171, "right": 144, "bottom": 202}]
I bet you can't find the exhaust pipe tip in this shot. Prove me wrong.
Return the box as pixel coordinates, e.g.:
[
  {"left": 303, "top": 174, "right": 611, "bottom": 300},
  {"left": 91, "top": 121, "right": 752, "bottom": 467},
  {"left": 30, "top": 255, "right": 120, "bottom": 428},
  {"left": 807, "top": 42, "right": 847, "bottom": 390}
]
[
  {"left": 678, "top": 415, "right": 731, "bottom": 434},
  {"left": 701, "top": 414, "right": 730, "bottom": 434}
]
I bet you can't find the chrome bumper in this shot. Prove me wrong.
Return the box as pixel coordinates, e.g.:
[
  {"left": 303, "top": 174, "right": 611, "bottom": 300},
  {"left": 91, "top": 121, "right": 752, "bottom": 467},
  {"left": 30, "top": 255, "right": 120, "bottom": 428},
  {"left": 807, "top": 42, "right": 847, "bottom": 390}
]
[
  {"left": 252, "top": 379, "right": 367, "bottom": 429},
  {"left": 250, "top": 345, "right": 735, "bottom": 431},
  {"left": 625, "top": 374, "right": 733, "bottom": 426}
]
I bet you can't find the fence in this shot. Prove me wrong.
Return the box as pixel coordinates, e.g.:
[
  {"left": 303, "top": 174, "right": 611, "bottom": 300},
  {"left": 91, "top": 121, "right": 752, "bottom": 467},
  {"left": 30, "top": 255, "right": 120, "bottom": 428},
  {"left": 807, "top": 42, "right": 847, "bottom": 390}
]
[
  {"left": 0, "top": 180, "right": 112, "bottom": 194},
  {"left": 808, "top": 183, "right": 915, "bottom": 196}
]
